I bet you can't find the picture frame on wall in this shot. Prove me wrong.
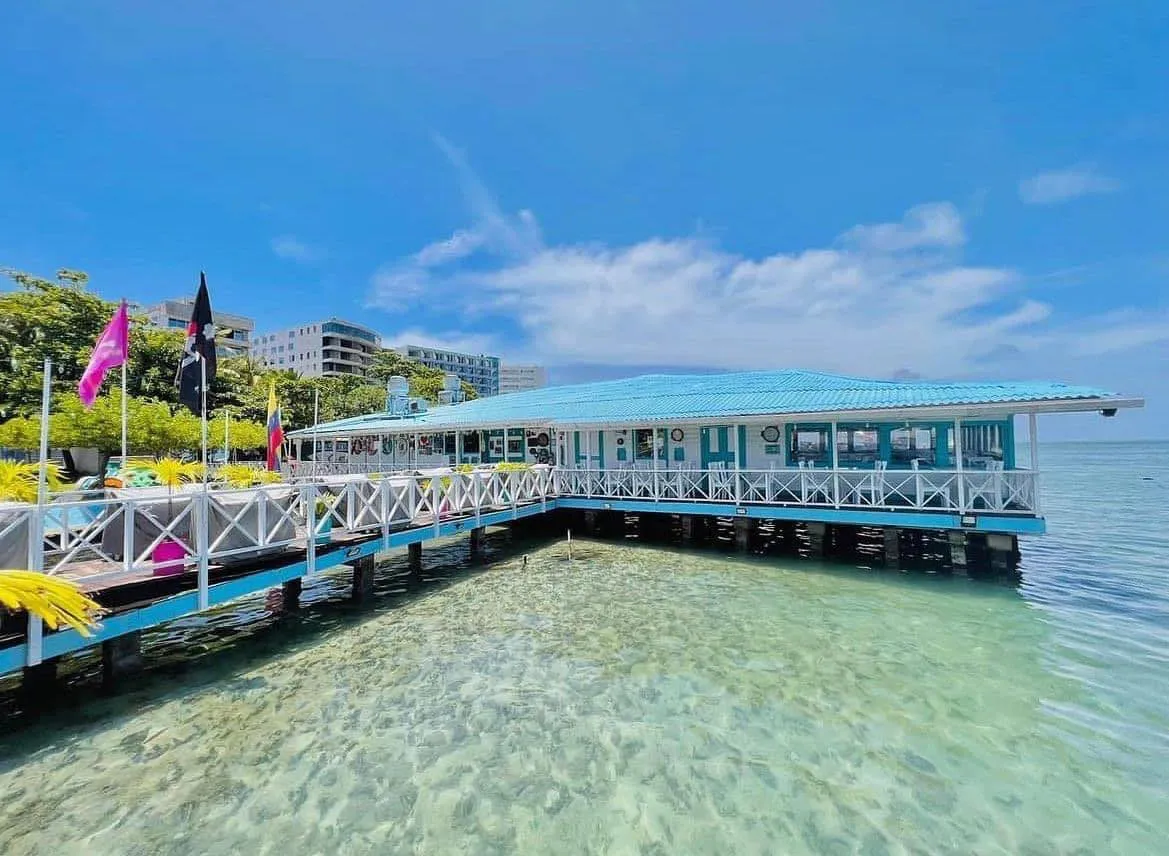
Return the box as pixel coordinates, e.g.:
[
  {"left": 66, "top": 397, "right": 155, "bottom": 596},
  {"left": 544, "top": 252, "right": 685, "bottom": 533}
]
[{"left": 670, "top": 428, "right": 684, "bottom": 442}]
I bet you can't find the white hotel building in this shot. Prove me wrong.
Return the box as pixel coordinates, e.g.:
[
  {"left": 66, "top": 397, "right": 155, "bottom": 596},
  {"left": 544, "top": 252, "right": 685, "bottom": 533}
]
[{"left": 254, "top": 318, "right": 381, "bottom": 378}]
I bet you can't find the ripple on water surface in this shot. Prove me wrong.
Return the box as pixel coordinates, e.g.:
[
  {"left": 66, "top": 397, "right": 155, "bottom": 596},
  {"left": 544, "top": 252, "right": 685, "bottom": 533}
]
[{"left": 0, "top": 443, "right": 1167, "bottom": 855}]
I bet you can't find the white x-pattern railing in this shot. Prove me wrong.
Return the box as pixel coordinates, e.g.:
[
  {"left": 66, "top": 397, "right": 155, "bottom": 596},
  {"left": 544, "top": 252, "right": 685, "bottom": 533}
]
[{"left": 553, "top": 467, "right": 1039, "bottom": 514}]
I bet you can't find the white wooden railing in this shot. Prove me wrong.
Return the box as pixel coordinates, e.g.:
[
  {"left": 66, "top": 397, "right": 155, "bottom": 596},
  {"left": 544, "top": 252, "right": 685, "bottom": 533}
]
[
  {"left": 553, "top": 467, "right": 1039, "bottom": 515},
  {"left": 1, "top": 468, "right": 556, "bottom": 586}
]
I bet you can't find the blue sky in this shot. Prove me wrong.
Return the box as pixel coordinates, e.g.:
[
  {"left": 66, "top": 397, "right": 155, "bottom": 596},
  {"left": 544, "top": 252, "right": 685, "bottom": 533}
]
[{"left": 2, "top": 1, "right": 1166, "bottom": 438}]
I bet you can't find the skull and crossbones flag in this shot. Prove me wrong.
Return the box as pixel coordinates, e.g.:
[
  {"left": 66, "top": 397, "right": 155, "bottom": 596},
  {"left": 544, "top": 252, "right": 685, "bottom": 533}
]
[{"left": 176, "top": 272, "right": 217, "bottom": 414}]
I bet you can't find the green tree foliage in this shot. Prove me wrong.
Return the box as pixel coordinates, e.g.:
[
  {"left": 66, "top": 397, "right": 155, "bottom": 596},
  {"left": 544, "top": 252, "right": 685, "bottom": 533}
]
[
  {"left": 368, "top": 350, "right": 478, "bottom": 403},
  {"left": 1, "top": 265, "right": 475, "bottom": 450}
]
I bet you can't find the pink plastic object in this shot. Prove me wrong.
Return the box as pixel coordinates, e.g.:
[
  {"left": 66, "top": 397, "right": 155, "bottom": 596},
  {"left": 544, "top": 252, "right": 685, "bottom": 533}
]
[{"left": 152, "top": 539, "right": 187, "bottom": 576}]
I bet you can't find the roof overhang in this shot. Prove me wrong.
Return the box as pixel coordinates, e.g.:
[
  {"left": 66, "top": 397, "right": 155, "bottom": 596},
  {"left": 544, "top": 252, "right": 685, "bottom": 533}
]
[{"left": 285, "top": 395, "right": 1143, "bottom": 438}]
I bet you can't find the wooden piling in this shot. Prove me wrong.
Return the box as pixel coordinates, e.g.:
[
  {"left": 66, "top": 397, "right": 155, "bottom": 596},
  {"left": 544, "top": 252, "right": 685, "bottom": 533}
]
[
  {"left": 20, "top": 658, "right": 57, "bottom": 711},
  {"left": 679, "top": 514, "right": 696, "bottom": 544},
  {"left": 882, "top": 527, "right": 901, "bottom": 566},
  {"left": 469, "top": 526, "right": 485, "bottom": 557},
  {"left": 733, "top": 517, "right": 752, "bottom": 552},
  {"left": 947, "top": 532, "right": 968, "bottom": 575},
  {"left": 408, "top": 542, "right": 423, "bottom": 573},
  {"left": 281, "top": 577, "right": 303, "bottom": 610},
  {"left": 805, "top": 522, "right": 828, "bottom": 557},
  {"left": 351, "top": 554, "right": 376, "bottom": 602},
  {"left": 102, "top": 631, "right": 144, "bottom": 688}
]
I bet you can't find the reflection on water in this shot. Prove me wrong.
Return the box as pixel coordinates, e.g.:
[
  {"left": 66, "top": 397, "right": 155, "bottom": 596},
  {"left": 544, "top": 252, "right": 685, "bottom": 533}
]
[{"left": 0, "top": 443, "right": 1167, "bottom": 854}]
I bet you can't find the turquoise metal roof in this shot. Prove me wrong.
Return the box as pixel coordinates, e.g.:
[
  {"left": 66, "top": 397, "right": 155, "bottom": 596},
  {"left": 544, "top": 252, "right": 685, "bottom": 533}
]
[
  {"left": 287, "top": 369, "right": 1122, "bottom": 436},
  {"left": 285, "top": 367, "right": 1122, "bottom": 437}
]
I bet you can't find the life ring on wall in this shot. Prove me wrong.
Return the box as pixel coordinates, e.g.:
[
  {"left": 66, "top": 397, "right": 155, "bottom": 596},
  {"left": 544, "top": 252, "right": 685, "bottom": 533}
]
[{"left": 670, "top": 428, "right": 684, "bottom": 442}]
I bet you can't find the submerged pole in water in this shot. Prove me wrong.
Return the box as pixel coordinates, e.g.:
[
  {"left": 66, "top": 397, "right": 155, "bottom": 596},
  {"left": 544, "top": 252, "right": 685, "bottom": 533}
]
[{"left": 567, "top": 528, "right": 573, "bottom": 560}]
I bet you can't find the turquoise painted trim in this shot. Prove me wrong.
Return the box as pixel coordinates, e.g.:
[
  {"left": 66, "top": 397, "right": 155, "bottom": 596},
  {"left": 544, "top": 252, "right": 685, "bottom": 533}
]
[
  {"left": 573, "top": 431, "right": 582, "bottom": 466},
  {"left": 701, "top": 426, "right": 733, "bottom": 468},
  {"left": 737, "top": 425, "right": 747, "bottom": 469},
  {"left": 1004, "top": 418, "right": 1017, "bottom": 469},
  {"left": 597, "top": 431, "right": 605, "bottom": 469},
  {"left": 935, "top": 423, "right": 951, "bottom": 468},
  {"left": 878, "top": 425, "right": 892, "bottom": 465},
  {"left": 557, "top": 498, "right": 1046, "bottom": 535},
  {"left": 0, "top": 503, "right": 552, "bottom": 678}
]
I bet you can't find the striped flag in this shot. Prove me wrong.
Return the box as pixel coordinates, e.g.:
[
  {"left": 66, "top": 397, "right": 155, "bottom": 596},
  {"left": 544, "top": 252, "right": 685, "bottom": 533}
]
[{"left": 266, "top": 379, "right": 284, "bottom": 471}]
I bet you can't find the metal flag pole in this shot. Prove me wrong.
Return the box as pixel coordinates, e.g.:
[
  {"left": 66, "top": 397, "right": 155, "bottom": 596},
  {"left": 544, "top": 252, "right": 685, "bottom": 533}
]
[
  {"left": 312, "top": 387, "right": 320, "bottom": 481},
  {"left": 121, "top": 360, "right": 128, "bottom": 463},
  {"left": 200, "top": 357, "right": 209, "bottom": 484},
  {"left": 224, "top": 408, "right": 230, "bottom": 464},
  {"left": 36, "top": 358, "right": 52, "bottom": 509}
]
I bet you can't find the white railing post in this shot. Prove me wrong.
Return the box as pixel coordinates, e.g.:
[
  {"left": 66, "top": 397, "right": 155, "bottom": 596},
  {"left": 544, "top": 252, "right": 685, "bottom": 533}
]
[
  {"left": 257, "top": 489, "right": 268, "bottom": 547},
  {"left": 830, "top": 421, "right": 840, "bottom": 508},
  {"left": 196, "top": 490, "right": 210, "bottom": 611},
  {"left": 954, "top": 417, "right": 966, "bottom": 512},
  {"left": 380, "top": 475, "right": 391, "bottom": 551},
  {"left": 473, "top": 471, "right": 482, "bottom": 526},
  {"left": 306, "top": 483, "right": 317, "bottom": 574},
  {"left": 432, "top": 475, "right": 441, "bottom": 536},
  {"left": 123, "top": 497, "right": 135, "bottom": 574},
  {"left": 1029, "top": 412, "right": 1042, "bottom": 516}
]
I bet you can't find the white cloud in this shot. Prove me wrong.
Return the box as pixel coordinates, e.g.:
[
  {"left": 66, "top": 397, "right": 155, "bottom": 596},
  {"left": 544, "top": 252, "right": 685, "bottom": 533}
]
[
  {"left": 1018, "top": 164, "right": 1120, "bottom": 205},
  {"left": 271, "top": 235, "right": 324, "bottom": 263},
  {"left": 367, "top": 144, "right": 1168, "bottom": 381}
]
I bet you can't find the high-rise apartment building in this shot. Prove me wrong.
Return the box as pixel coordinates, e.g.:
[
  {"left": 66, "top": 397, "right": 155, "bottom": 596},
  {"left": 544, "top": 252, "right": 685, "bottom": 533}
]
[
  {"left": 254, "top": 318, "right": 381, "bottom": 378},
  {"left": 499, "top": 364, "right": 548, "bottom": 394},
  {"left": 394, "top": 345, "right": 501, "bottom": 397}
]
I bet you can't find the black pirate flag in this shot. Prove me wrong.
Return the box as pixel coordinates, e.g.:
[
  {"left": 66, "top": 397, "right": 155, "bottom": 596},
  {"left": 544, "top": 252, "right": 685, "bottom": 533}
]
[{"left": 176, "top": 272, "right": 217, "bottom": 414}]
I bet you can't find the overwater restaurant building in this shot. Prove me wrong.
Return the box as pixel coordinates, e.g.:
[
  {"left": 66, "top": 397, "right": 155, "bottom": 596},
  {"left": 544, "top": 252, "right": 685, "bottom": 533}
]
[{"left": 286, "top": 369, "right": 1141, "bottom": 537}]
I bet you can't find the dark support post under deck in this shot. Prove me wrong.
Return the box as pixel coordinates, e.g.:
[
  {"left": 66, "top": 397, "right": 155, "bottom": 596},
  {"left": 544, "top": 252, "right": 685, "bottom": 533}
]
[
  {"left": 102, "top": 631, "right": 144, "bottom": 688},
  {"left": 351, "top": 554, "right": 376, "bottom": 602},
  {"left": 987, "top": 534, "right": 1019, "bottom": 575},
  {"left": 282, "top": 577, "right": 303, "bottom": 609},
  {"left": 805, "top": 522, "right": 829, "bottom": 557},
  {"left": 734, "top": 517, "right": 752, "bottom": 552},
  {"left": 21, "top": 659, "right": 57, "bottom": 710},
  {"left": 948, "top": 532, "right": 968, "bottom": 575},
  {"left": 582, "top": 510, "right": 599, "bottom": 536},
  {"left": 408, "top": 543, "right": 423, "bottom": 573},
  {"left": 680, "top": 515, "right": 695, "bottom": 544},
  {"left": 883, "top": 528, "right": 901, "bottom": 566},
  {"left": 469, "top": 526, "right": 485, "bottom": 557}
]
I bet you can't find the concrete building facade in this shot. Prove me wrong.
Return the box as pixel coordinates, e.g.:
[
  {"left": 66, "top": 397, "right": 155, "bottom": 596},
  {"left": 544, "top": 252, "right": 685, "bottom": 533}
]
[
  {"left": 143, "top": 299, "right": 255, "bottom": 358},
  {"left": 255, "top": 318, "right": 381, "bottom": 378},
  {"left": 499, "top": 364, "right": 548, "bottom": 395},
  {"left": 394, "top": 344, "right": 501, "bottom": 397}
]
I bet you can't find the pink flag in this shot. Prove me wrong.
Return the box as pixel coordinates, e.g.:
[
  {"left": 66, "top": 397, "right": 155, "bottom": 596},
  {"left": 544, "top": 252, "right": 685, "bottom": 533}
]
[{"left": 78, "top": 300, "right": 130, "bottom": 408}]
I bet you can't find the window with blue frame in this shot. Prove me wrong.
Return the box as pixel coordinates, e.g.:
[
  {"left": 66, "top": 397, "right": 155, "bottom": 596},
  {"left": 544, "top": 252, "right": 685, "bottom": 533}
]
[
  {"left": 790, "top": 427, "right": 831, "bottom": 465},
  {"left": 837, "top": 427, "right": 879, "bottom": 467},
  {"left": 891, "top": 427, "right": 936, "bottom": 467}
]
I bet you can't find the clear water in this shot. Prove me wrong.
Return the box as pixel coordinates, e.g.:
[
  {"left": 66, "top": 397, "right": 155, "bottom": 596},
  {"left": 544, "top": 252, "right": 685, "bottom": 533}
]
[{"left": 1, "top": 442, "right": 1167, "bottom": 855}]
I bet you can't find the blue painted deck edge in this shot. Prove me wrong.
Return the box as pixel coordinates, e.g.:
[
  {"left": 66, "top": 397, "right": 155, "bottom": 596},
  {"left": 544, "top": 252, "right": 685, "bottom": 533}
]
[
  {"left": 556, "top": 498, "right": 1046, "bottom": 535},
  {"left": 0, "top": 502, "right": 553, "bottom": 678}
]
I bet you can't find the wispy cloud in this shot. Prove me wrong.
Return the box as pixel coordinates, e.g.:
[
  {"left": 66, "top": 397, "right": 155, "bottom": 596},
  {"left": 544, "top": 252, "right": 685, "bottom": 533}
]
[
  {"left": 271, "top": 235, "right": 324, "bottom": 263},
  {"left": 367, "top": 143, "right": 1168, "bottom": 378},
  {"left": 1018, "top": 164, "right": 1120, "bottom": 205}
]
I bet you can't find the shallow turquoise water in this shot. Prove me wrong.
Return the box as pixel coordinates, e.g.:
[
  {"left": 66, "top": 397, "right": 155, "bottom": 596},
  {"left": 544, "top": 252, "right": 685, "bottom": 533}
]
[{"left": 0, "top": 442, "right": 1166, "bottom": 854}]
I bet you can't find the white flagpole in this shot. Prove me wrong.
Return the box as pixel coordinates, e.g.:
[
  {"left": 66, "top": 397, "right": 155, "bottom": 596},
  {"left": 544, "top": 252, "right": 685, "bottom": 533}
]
[
  {"left": 36, "top": 358, "right": 52, "bottom": 505},
  {"left": 200, "top": 357, "right": 209, "bottom": 483},
  {"left": 121, "top": 360, "right": 128, "bottom": 463},
  {"left": 312, "top": 387, "right": 320, "bottom": 481},
  {"left": 223, "top": 408, "right": 230, "bottom": 464}
]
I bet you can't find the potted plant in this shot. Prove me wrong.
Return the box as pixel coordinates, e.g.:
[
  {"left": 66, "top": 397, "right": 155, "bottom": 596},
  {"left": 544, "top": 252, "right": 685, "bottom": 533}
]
[
  {"left": 125, "top": 458, "right": 204, "bottom": 576},
  {"left": 0, "top": 460, "right": 64, "bottom": 570}
]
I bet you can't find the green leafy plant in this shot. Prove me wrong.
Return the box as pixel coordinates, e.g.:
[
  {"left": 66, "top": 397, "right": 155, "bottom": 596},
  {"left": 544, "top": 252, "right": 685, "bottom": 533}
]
[
  {"left": 495, "top": 462, "right": 531, "bottom": 473},
  {"left": 216, "top": 463, "right": 264, "bottom": 488},
  {"left": 0, "top": 460, "right": 64, "bottom": 503}
]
